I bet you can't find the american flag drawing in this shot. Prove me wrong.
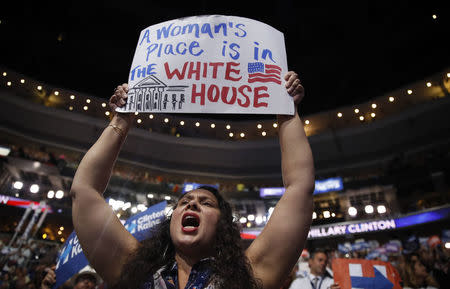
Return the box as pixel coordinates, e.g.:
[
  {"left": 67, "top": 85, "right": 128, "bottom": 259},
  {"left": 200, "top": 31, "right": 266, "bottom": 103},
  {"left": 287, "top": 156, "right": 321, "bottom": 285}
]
[{"left": 247, "top": 62, "right": 282, "bottom": 85}]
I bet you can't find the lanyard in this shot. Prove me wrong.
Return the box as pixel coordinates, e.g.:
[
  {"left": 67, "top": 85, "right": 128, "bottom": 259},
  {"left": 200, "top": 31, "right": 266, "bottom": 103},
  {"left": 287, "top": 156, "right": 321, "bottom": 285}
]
[{"left": 310, "top": 276, "right": 324, "bottom": 289}]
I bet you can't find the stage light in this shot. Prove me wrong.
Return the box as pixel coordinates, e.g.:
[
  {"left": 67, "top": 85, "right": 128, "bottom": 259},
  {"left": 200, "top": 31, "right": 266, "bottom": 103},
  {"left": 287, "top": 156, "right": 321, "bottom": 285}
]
[
  {"left": 195, "top": 122, "right": 200, "bottom": 127},
  {"left": 257, "top": 124, "right": 262, "bottom": 129},
  {"left": 337, "top": 112, "right": 343, "bottom": 118},
  {"left": 247, "top": 214, "right": 255, "bottom": 221},
  {"left": 13, "top": 181, "right": 23, "bottom": 190},
  {"left": 273, "top": 123, "right": 278, "bottom": 128},
  {"left": 70, "top": 95, "right": 75, "bottom": 100},
  {"left": 226, "top": 124, "right": 231, "bottom": 129},
  {"left": 255, "top": 215, "right": 263, "bottom": 225},
  {"left": 54, "top": 91, "right": 59, "bottom": 96},
  {"left": 180, "top": 120, "right": 184, "bottom": 125},
  {"left": 55, "top": 190, "right": 64, "bottom": 199},
  {"left": 240, "top": 133, "right": 245, "bottom": 138},
  {"left": 365, "top": 205, "right": 374, "bottom": 214},
  {"left": 239, "top": 217, "right": 247, "bottom": 223},
  {"left": 377, "top": 205, "right": 387, "bottom": 214},
  {"left": 348, "top": 206, "right": 357, "bottom": 216},
  {"left": 86, "top": 98, "right": 91, "bottom": 103},
  {"left": 30, "top": 184, "right": 39, "bottom": 193},
  {"left": 261, "top": 131, "right": 266, "bottom": 136},
  {"left": 323, "top": 211, "right": 331, "bottom": 218},
  {"left": 305, "top": 120, "right": 310, "bottom": 125},
  {"left": 389, "top": 96, "right": 395, "bottom": 102},
  {"left": 354, "top": 108, "right": 359, "bottom": 113},
  {"left": 210, "top": 123, "right": 215, "bottom": 128},
  {"left": 164, "top": 118, "right": 169, "bottom": 123},
  {"left": 47, "top": 190, "right": 55, "bottom": 199}
]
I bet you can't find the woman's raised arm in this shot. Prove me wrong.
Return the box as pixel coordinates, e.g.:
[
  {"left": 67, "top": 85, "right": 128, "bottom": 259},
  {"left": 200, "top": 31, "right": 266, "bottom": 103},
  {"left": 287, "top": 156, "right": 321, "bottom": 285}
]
[
  {"left": 246, "top": 72, "right": 315, "bottom": 289},
  {"left": 71, "top": 84, "right": 139, "bottom": 285}
]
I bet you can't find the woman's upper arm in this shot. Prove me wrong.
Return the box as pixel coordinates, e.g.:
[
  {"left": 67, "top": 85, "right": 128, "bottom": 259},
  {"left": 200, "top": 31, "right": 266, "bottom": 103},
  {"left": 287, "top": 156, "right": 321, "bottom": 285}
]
[
  {"left": 245, "top": 185, "right": 313, "bottom": 289},
  {"left": 71, "top": 185, "right": 139, "bottom": 285}
]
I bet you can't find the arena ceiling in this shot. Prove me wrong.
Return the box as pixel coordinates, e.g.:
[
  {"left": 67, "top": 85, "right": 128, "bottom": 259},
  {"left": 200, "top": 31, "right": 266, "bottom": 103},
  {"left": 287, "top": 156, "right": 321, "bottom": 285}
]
[{"left": 1, "top": 1, "right": 448, "bottom": 120}]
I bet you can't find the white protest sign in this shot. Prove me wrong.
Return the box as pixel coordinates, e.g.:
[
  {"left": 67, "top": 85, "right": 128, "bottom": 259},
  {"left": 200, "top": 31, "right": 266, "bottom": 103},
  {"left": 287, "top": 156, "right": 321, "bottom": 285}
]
[{"left": 117, "top": 15, "right": 294, "bottom": 115}]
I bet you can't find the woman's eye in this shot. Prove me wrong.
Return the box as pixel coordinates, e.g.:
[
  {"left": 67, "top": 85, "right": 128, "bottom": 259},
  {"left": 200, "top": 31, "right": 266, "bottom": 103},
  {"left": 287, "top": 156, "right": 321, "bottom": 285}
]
[{"left": 203, "top": 202, "right": 213, "bottom": 207}]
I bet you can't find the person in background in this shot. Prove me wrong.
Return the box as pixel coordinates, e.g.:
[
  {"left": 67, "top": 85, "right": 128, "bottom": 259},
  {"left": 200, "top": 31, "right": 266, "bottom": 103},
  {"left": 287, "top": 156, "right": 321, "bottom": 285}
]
[
  {"left": 289, "top": 249, "right": 339, "bottom": 289},
  {"left": 402, "top": 258, "right": 439, "bottom": 289},
  {"left": 41, "top": 266, "right": 97, "bottom": 289}
]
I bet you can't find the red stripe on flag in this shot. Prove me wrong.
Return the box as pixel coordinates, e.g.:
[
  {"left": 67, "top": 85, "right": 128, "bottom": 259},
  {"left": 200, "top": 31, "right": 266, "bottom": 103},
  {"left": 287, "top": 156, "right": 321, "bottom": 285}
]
[
  {"left": 248, "top": 77, "right": 282, "bottom": 85},
  {"left": 240, "top": 233, "right": 257, "bottom": 239},
  {"left": 266, "top": 64, "right": 281, "bottom": 71},
  {"left": 249, "top": 73, "right": 280, "bottom": 78},
  {"left": 265, "top": 69, "right": 281, "bottom": 75}
]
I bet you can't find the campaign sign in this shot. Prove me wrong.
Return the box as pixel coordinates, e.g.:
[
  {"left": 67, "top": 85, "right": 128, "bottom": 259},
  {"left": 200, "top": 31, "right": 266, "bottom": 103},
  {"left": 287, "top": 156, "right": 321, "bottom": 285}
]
[
  {"left": 53, "top": 201, "right": 167, "bottom": 288},
  {"left": 117, "top": 15, "right": 294, "bottom": 115},
  {"left": 124, "top": 201, "right": 167, "bottom": 241},
  {"left": 332, "top": 258, "right": 402, "bottom": 289}
]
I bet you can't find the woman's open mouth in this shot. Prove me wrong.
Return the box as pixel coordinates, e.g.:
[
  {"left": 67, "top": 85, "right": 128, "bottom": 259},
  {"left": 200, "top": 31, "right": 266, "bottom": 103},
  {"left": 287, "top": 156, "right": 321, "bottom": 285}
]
[{"left": 181, "top": 212, "right": 200, "bottom": 233}]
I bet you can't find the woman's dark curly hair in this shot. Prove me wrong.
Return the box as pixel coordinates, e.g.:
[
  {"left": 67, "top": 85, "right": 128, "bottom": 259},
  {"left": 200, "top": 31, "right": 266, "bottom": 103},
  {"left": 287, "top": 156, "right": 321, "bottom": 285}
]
[{"left": 112, "top": 186, "right": 261, "bottom": 289}]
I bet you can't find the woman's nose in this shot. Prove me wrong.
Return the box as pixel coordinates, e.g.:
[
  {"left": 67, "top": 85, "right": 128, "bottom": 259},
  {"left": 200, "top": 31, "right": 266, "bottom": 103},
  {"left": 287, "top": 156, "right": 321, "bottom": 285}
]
[{"left": 187, "top": 199, "right": 199, "bottom": 210}]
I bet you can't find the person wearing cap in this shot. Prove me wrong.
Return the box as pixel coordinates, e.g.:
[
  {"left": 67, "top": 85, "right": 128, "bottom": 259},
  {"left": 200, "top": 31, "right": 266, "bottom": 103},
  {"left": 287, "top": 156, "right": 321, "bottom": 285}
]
[{"left": 41, "top": 267, "right": 97, "bottom": 289}]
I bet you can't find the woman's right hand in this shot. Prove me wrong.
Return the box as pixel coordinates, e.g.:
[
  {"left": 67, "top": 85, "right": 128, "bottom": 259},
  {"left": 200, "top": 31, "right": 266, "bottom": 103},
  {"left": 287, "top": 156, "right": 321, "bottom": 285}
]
[{"left": 109, "top": 83, "right": 136, "bottom": 124}]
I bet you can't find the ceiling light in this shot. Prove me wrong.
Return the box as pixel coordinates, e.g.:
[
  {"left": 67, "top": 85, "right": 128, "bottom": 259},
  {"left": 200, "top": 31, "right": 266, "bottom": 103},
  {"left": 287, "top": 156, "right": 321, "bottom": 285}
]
[
  {"left": 337, "top": 112, "right": 342, "bottom": 118},
  {"left": 273, "top": 123, "right": 278, "bottom": 128},
  {"left": 137, "top": 119, "right": 142, "bottom": 123},
  {"left": 348, "top": 206, "right": 357, "bottom": 216},
  {"left": 371, "top": 113, "right": 376, "bottom": 118},
  {"left": 55, "top": 190, "right": 64, "bottom": 199},
  {"left": 54, "top": 91, "right": 59, "bottom": 96},
  {"left": 240, "top": 132, "right": 245, "bottom": 138},
  {"left": 86, "top": 98, "right": 91, "bottom": 103},
  {"left": 105, "top": 111, "right": 110, "bottom": 116},
  {"left": 30, "top": 184, "right": 39, "bottom": 194},
  {"left": 261, "top": 131, "right": 266, "bottom": 136},
  {"left": 226, "top": 124, "right": 231, "bottom": 129},
  {"left": 257, "top": 124, "right": 262, "bottom": 129},
  {"left": 426, "top": 82, "right": 432, "bottom": 87},
  {"left": 359, "top": 116, "right": 364, "bottom": 121},
  {"left": 149, "top": 114, "right": 154, "bottom": 119},
  {"left": 210, "top": 123, "right": 215, "bottom": 128},
  {"left": 102, "top": 102, "right": 106, "bottom": 107},
  {"left": 407, "top": 89, "right": 412, "bottom": 95},
  {"left": 13, "top": 181, "right": 23, "bottom": 190},
  {"left": 371, "top": 103, "right": 377, "bottom": 109},
  {"left": 83, "top": 106, "right": 88, "bottom": 111},
  {"left": 229, "top": 132, "right": 234, "bottom": 137},
  {"left": 365, "top": 205, "right": 374, "bottom": 214},
  {"left": 7, "top": 81, "right": 11, "bottom": 86},
  {"left": 164, "top": 118, "right": 169, "bottom": 123},
  {"left": 195, "top": 122, "right": 200, "bottom": 127},
  {"left": 20, "top": 79, "right": 25, "bottom": 83},
  {"left": 354, "top": 108, "right": 359, "bottom": 114},
  {"left": 180, "top": 120, "right": 184, "bottom": 125},
  {"left": 2, "top": 72, "right": 6, "bottom": 76},
  {"left": 389, "top": 96, "right": 395, "bottom": 102},
  {"left": 377, "top": 205, "right": 387, "bottom": 214},
  {"left": 37, "top": 85, "right": 42, "bottom": 91},
  {"left": 70, "top": 95, "right": 75, "bottom": 100}
]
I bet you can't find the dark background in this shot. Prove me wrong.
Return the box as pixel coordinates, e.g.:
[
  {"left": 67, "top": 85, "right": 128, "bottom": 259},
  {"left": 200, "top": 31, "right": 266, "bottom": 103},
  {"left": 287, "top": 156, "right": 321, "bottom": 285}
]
[{"left": 1, "top": 0, "right": 448, "bottom": 119}]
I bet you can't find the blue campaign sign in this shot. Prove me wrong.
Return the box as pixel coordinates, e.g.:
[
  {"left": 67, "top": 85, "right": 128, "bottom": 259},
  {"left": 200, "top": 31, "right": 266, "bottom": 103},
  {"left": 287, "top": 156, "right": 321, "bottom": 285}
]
[
  {"left": 53, "top": 201, "right": 167, "bottom": 288},
  {"left": 124, "top": 201, "right": 167, "bottom": 241},
  {"left": 182, "top": 183, "right": 219, "bottom": 194},
  {"left": 53, "top": 231, "right": 89, "bottom": 289},
  {"left": 351, "top": 267, "right": 393, "bottom": 289}
]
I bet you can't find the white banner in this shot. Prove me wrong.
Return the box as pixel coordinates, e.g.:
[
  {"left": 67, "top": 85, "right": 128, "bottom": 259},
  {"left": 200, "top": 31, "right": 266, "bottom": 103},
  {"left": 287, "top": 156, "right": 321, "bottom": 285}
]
[{"left": 117, "top": 15, "right": 294, "bottom": 115}]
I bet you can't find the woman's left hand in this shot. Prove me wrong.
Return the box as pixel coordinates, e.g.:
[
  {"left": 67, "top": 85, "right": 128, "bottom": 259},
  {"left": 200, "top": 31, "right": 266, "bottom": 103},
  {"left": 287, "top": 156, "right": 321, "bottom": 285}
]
[{"left": 284, "top": 71, "right": 304, "bottom": 106}]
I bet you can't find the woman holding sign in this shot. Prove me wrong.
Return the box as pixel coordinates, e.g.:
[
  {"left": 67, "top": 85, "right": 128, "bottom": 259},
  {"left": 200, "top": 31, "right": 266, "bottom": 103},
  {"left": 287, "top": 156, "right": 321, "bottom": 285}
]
[{"left": 70, "top": 71, "right": 314, "bottom": 289}]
